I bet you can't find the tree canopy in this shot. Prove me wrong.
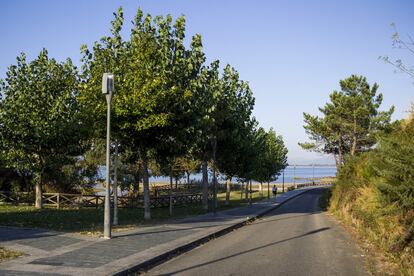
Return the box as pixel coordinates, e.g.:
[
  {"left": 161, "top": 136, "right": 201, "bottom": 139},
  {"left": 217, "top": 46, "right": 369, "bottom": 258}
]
[
  {"left": 0, "top": 7, "right": 288, "bottom": 216},
  {"left": 0, "top": 49, "right": 86, "bottom": 208},
  {"left": 300, "top": 75, "right": 394, "bottom": 168}
]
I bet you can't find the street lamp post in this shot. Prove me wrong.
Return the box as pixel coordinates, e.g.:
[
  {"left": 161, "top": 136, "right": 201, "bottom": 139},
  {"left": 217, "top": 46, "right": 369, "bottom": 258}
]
[
  {"left": 293, "top": 165, "right": 296, "bottom": 188},
  {"left": 102, "top": 73, "right": 114, "bottom": 239},
  {"left": 312, "top": 164, "right": 315, "bottom": 185},
  {"left": 113, "top": 142, "right": 119, "bottom": 226}
]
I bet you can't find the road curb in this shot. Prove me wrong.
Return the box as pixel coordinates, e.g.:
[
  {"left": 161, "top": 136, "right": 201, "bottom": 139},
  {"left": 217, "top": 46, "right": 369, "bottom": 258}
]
[{"left": 113, "top": 188, "right": 316, "bottom": 276}]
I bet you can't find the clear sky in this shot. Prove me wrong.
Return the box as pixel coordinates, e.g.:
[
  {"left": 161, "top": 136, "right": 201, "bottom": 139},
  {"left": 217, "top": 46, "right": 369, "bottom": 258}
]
[{"left": 1, "top": 0, "right": 413, "bottom": 164}]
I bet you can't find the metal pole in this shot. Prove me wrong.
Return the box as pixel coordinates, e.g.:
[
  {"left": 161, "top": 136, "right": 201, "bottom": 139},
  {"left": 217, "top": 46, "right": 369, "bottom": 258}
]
[
  {"left": 213, "top": 166, "right": 217, "bottom": 214},
  {"left": 104, "top": 94, "right": 112, "bottom": 239},
  {"left": 212, "top": 139, "right": 217, "bottom": 215},
  {"left": 113, "top": 142, "right": 118, "bottom": 226},
  {"left": 312, "top": 164, "right": 315, "bottom": 185},
  {"left": 294, "top": 165, "right": 296, "bottom": 188},
  {"left": 169, "top": 174, "right": 173, "bottom": 216}
]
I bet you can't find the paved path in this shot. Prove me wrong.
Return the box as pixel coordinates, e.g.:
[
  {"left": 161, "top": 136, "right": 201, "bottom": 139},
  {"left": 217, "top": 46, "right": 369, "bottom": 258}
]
[
  {"left": 0, "top": 188, "right": 320, "bottom": 275},
  {"left": 145, "top": 188, "right": 368, "bottom": 276}
]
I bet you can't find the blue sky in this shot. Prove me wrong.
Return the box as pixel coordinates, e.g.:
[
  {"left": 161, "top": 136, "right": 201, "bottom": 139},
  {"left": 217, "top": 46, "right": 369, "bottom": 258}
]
[{"left": 1, "top": 0, "right": 413, "bottom": 164}]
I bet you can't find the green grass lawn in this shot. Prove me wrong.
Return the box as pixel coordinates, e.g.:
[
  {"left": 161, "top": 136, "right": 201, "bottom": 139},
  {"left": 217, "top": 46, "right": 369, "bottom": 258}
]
[{"left": 0, "top": 190, "right": 269, "bottom": 235}]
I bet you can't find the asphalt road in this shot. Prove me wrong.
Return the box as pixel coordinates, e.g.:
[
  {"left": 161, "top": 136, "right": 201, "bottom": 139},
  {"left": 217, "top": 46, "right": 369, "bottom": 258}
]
[{"left": 144, "top": 188, "right": 368, "bottom": 276}]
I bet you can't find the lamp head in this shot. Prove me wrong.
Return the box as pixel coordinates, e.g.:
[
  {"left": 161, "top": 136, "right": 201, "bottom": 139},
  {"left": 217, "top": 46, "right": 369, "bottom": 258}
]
[{"left": 102, "top": 73, "right": 115, "bottom": 95}]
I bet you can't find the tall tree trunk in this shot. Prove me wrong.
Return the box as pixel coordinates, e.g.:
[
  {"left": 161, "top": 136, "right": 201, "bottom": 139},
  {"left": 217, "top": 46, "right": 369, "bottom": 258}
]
[
  {"left": 351, "top": 135, "right": 357, "bottom": 156},
  {"left": 245, "top": 181, "right": 249, "bottom": 199},
  {"left": 133, "top": 164, "right": 140, "bottom": 196},
  {"left": 175, "top": 178, "right": 178, "bottom": 190},
  {"left": 169, "top": 174, "right": 173, "bottom": 216},
  {"left": 338, "top": 136, "right": 343, "bottom": 170},
  {"left": 187, "top": 171, "right": 190, "bottom": 185},
  {"left": 142, "top": 155, "right": 151, "bottom": 220},
  {"left": 35, "top": 169, "right": 43, "bottom": 209},
  {"left": 351, "top": 113, "right": 357, "bottom": 156},
  {"left": 212, "top": 140, "right": 218, "bottom": 213},
  {"left": 338, "top": 150, "right": 343, "bottom": 170},
  {"left": 267, "top": 181, "right": 270, "bottom": 199},
  {"left": 259, "top": 182, "right": 263, "bottom": 197},
  {"left": 225, "top": 176, "right": 231, "bottom": 206},
  {"left": 334, "top": 154, "right": 339, "bottom": 171},
  {"left": 202, "top": 159, "right": 209, "bottom": 211}
]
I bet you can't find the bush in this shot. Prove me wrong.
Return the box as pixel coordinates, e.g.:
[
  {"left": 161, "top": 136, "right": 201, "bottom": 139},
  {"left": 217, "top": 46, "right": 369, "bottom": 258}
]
[{"left": 328, "top": 115, "right": 414, "bottom": 274}]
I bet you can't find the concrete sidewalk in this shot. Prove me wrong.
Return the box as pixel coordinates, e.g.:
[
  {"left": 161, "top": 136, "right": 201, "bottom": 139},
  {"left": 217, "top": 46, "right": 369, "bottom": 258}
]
[{"left": 0, "top": 187, "right": 321, "bottom": 276}]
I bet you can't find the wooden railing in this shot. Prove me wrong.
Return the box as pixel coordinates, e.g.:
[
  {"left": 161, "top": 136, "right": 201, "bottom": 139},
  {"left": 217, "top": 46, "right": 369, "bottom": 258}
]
[
  {"left": 0, "top": 182, "right": 332, "bottom": 209},
  {"left": 0, "top": 191, "right": 211, "bottom": 209},
  {"left": 0, "top": 191, "right": 34, "bottom": 204}
]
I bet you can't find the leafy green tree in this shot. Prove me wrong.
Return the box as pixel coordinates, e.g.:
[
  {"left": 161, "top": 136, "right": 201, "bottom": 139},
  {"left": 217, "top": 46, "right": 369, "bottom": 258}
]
[
  {"left": 191, "top": 62, "right": 256, "bottom": 209},
  {"left": 81, "top": 8, "right": 205, "bottom": 219},
  {"left": 123, "top": 11, "right": 204, "bottom": 219},
  {"left": 234, "top": 119, "right": 262, "bottom": 203},
  {"left": 253, "top": 128, "right": 288, "bottom": 197},
  {"left": 190, "top": 61, "right": 221, "bottom": 210},
  {"left": 214, "top": 65, "right": 255, "bottom": 205},
  {"left": 175, "top": 155, "right": 200, "bottom": 185},
  {"left": 300, "top": 75, "right": 394, "bottom": 168},
  {"left": 0, "top": 50, "right": 83, "bottom": 208}
]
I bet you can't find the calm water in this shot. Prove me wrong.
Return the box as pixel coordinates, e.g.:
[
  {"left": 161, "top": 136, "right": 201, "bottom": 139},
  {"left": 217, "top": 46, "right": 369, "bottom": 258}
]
[
  {"left": 272, "top": 166, "right": 336, "bottom": 184},
  {"left": 149, "top": 165, "right": 337, "bottom": 184}
]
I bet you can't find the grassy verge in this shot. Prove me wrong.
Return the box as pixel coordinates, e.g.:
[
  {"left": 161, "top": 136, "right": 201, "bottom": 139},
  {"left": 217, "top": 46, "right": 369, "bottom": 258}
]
[
  {"left": 329, "top": 184, "right": 414, "bottom": 275},
  {"left": 318, "top": 187, "right": 331, "bottom": 211},
  {"left": 0, "top": 190, "right": 267, "bottom": 235},
  {"left": 0, "top": 247, "right": 23, "bottom": 262}
]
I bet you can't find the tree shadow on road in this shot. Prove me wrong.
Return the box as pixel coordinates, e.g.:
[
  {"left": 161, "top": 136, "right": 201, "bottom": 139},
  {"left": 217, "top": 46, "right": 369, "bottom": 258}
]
[{"left": 157, "top": 227, "right": 331, "bottom": 276}]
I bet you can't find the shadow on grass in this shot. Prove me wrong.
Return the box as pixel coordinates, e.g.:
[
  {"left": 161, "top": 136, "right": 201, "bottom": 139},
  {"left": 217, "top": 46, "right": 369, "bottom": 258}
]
[{"left": 0, "top": 191, "right": 266, "bottom": 234}]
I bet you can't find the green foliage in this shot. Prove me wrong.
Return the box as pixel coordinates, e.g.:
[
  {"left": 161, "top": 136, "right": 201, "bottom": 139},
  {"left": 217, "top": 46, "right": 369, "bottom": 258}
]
[
  {"left": 213, "top": 65, "right": 256, "bottom": 179},
  {"left": 300, "top": 75, "right": 394, "bottom": 168},
  {"left": 0, "top": 6, "right": 288, "bottom": 217},
  {"left": 330, "top": 113, "right": 414, "bottom": 260},
  {"left": 330, "top": 154, "right": 370, "bottom": 209},
  {"left": 253, "top": 128, "right": 288, "bottom": 182},
  {"left": 373, "top": 119, "right": 414, "bottom": 212},
  {"left": 0, "top": 49, "right": 87, "bottom": 197}
]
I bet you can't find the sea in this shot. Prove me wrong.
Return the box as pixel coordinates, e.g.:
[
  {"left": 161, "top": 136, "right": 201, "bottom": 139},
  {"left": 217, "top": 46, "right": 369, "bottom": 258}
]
[
  {"left": 97, "top": 165, "right": 337, "bottom": 194},
  {"left": 149, "top": 165, "right": 337, "bottom": 184},
  {"left": 272, "top": 166, "right": 337, "bottom": 184}
]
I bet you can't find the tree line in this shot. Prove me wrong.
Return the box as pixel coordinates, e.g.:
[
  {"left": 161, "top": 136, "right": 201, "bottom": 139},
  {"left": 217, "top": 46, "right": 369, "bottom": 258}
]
[{"left": 0, "top": 7, "right": 288, "bottom": 218}]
